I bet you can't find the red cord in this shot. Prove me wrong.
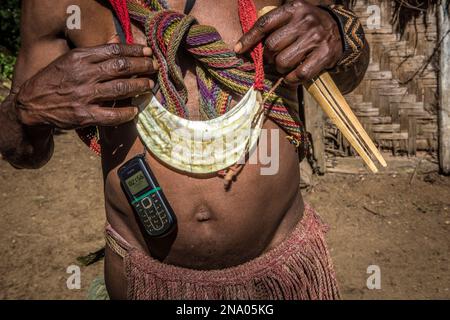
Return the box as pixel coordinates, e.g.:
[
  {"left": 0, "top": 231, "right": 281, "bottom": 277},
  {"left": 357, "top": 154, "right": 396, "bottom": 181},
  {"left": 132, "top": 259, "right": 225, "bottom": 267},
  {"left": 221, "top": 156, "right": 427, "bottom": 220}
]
[
  {"left": 109, "top": 0, "right": 134, "bottom": 44},
  {"left": 237, "top": 0, "right": 265, "bottom": 91},
  {"left": 97, "top": 0, "right": 265, "bottom": 156}
]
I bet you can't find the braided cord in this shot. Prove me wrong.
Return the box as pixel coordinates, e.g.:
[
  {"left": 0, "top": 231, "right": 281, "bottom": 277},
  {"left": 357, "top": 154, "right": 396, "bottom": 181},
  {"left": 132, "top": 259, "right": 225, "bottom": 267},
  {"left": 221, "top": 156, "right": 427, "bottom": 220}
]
[{"left": 108, "top": 0, "right": 304, "bottom": 143}]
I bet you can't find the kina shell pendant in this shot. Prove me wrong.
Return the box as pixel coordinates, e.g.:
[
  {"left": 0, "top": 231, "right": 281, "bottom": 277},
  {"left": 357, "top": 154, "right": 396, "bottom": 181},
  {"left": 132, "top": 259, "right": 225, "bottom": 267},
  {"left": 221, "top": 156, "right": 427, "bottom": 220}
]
[{"left": 135, "top": 87, "right": 264, "bottom": 174}]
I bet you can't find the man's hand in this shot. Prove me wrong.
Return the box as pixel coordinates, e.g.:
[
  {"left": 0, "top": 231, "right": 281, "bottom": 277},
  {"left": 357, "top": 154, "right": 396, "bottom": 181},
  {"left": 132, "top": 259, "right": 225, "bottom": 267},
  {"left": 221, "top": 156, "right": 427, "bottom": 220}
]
[
  {"left": 15, "top": 43, "right": 158, "bottom": 129},
  {"left": 234, "top": 0, "right": 343, "bottom": 85}
]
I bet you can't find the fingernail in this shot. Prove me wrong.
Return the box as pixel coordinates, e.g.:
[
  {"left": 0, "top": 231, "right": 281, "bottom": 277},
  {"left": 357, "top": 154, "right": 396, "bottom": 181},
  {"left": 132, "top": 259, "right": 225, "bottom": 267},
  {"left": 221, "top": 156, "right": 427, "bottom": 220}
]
[
  {"left": 152, "top": 60, "right": 159, "bottom": 71},
  {"left": 143, "top": 47, "right": 152, "bottom": 56},
  {"left": 234, "top": 42, "right": 242, "bottom": 53},
  {"left": 149, "top": 80, "right": 155, "bottom": 89}
]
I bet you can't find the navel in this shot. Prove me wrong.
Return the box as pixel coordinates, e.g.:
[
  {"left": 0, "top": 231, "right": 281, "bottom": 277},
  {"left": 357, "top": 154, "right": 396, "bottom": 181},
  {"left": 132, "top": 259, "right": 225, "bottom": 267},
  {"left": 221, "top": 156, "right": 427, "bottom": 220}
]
[{"left": 194, "top": 205, "right": 213, "bottom": 222}]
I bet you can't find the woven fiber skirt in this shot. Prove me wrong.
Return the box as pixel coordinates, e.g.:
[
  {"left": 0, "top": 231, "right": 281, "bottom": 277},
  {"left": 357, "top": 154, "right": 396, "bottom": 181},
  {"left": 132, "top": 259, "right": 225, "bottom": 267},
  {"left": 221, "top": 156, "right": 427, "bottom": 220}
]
[{"left": 105, "top": 203, "right": 340, "bottom": 300}]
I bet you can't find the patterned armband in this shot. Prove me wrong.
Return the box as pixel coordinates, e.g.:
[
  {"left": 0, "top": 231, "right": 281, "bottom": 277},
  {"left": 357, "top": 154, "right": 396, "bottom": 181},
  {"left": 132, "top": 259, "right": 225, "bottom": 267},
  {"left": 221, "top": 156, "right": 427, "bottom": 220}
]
[{"left": 319, "top": 4, "right": 366, "bottom": 69}]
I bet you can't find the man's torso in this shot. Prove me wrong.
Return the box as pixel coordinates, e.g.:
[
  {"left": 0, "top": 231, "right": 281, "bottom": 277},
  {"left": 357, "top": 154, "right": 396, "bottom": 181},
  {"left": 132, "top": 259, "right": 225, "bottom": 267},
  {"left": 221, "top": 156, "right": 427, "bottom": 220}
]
[{"left": 63, "top": 0, "right": 304, "bottom": 298}]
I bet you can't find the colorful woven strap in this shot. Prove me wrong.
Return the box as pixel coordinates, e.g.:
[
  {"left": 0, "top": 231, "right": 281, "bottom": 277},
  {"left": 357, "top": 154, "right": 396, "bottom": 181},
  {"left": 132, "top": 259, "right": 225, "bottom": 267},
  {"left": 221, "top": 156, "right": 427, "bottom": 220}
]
[
  {"left": 319, "top": 4, "right": 366, "bottom": 68},
  {"left": 79, "top": 0, "right": 305, "bottom": 155}
]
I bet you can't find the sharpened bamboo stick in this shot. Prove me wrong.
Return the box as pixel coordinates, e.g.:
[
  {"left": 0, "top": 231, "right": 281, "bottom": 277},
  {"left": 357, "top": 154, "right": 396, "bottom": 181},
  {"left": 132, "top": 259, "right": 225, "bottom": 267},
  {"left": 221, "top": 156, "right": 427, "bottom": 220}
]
[
  {"left": 313, "top": 76, "right": 373, "bottom": 158},
  {"left": 317, "top": 73, "right": 387, "bottom": 168},
  {"left": 258, "top": 6, "right": 387, "bottom": 173},
  {"left": 306, "top": 77, "right": 379, "bottom": 173}
]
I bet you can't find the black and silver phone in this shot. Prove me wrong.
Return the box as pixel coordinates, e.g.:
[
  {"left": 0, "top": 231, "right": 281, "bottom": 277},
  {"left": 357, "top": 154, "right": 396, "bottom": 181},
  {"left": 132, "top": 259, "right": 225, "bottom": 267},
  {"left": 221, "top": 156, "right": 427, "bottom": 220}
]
[{"left": 118, "top": 155, "right": 176, "bottom": 237}]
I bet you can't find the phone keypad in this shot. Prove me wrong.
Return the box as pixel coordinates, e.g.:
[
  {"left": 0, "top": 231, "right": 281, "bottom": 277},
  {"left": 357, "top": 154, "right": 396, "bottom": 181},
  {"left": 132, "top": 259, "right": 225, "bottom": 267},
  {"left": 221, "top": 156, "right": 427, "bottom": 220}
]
[{"left": 134, "top": 192, "right": 170, "bottom": 234}]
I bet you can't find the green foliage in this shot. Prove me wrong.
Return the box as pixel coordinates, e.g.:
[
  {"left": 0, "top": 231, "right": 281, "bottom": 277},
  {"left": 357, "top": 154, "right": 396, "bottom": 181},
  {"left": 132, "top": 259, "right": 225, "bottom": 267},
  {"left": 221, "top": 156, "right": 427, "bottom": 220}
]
[
  {"left": 0, "top": 52, "right": 16, "bottom": 80},
  {"left": 0, "top": 0, "right": 21, "bottom": 55},
  {"left": 0, "top": 0, "right": 20, "bottom": 81}
]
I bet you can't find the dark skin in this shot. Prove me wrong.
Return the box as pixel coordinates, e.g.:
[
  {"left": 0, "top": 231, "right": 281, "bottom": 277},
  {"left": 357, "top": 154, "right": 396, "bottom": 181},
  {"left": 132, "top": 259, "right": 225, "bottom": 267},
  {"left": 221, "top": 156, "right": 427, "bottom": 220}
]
[
  {"left": 237, "top": 1, "right": 342, "bottom": 82},
  {"left": 0, "top": 0, "right": 368, "bottom": 299}
]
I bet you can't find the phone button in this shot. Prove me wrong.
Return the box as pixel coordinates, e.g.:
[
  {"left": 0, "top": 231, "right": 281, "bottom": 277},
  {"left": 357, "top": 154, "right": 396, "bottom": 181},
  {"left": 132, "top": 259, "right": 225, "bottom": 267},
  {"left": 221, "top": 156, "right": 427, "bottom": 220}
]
[
  {"left": 151, "top": 220, "right": 163, "bottom": 230},
  {"left": 141, "top": 197, "right": 152, "bottom": 209}
]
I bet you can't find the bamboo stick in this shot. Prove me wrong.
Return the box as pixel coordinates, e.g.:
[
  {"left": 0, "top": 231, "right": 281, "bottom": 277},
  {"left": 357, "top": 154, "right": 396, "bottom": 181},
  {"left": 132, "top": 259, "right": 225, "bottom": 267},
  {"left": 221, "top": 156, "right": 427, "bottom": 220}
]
[
  {"left": 258, "top": 6, "right": 387, "bottom": 173},
  {"left": 317, "top": 73, "right": 387, "bottom": 167},
  {"left": 313, "top": 76, "right": 373, "bottom": 158},
  {"left": 306, "top": 78, "right": 379, "bottom": 173}
]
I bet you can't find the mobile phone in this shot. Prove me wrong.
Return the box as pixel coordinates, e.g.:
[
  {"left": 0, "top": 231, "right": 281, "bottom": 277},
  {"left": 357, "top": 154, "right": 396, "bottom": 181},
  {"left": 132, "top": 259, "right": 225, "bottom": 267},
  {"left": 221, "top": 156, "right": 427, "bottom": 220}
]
[{"left": 118, "top": 155, "right": 176, "bottom": 237}]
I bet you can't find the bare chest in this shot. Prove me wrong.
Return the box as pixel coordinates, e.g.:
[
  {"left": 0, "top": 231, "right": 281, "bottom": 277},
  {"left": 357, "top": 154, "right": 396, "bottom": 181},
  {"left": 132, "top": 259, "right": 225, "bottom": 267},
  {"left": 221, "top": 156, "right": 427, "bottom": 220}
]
[
  {"left": 68, "top": 0, "right": 284, "bottom": 49},
  {"left": 63, "top": 1, "right": 302, "bottom": 271},
  {"left": 67, "top": 0, "right": 283, "bottom": 116}
]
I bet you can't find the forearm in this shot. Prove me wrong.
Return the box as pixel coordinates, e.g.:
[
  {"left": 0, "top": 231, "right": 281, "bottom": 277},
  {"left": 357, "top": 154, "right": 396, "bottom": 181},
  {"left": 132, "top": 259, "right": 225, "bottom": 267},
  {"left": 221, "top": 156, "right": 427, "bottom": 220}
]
[
  {"left": 0, "top": 93, "right": 54, "bottom": 169},
  {"left": 329, "top": 40, "right": 370, "bottom": 94}
]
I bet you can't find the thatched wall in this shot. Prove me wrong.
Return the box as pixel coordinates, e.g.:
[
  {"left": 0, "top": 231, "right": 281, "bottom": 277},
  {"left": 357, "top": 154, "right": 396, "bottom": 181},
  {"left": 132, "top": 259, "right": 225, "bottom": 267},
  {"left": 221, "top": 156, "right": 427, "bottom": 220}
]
[{"left": 325, "top": 0, "right": 439, "bottom": 156}]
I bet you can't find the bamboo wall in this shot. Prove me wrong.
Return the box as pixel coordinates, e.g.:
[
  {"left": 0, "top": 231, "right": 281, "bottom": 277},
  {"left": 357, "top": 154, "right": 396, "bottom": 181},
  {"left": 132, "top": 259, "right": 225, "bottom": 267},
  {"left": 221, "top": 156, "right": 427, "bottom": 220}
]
[{"left": 325, "top": 0, "right": 439, "bottom": 157}]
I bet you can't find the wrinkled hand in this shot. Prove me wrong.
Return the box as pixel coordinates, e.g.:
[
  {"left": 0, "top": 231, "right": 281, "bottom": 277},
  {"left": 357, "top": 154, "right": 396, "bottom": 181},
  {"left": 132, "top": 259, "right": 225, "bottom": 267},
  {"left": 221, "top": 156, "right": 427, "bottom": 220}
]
[
  {"left": 235, "top": 0, "right": 343, "bottom": 85},
  {"left": 15, "top": 42, "right": 158, "bottom": 129}
]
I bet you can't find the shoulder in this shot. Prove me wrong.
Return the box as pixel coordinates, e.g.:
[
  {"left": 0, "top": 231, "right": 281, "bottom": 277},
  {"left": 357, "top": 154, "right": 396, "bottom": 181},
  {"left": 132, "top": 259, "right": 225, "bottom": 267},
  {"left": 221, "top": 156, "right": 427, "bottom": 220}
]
[
  {"left": 21, "top": 0, "right": 110, "bottom": 41},
  {"left": 14, "top": 0, "right": 98, "bottom": 87},
  {"left": 21, "top": 0, "right": 76, "bottom": 38}
]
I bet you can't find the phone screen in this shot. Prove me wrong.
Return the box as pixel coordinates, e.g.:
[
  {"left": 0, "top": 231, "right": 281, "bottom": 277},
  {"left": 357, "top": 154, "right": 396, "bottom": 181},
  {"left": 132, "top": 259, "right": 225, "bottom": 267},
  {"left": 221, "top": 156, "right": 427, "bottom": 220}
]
[{"left": 125, "top": 171, "right": 149, "bottom": 195}]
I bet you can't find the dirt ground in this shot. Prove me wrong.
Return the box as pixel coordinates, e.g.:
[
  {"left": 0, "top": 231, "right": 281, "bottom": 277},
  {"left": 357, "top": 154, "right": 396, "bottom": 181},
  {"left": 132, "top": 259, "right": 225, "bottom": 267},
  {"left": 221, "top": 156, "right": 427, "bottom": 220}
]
[{"left": 0, "top": 131, "right": 449, "bottom": 300}]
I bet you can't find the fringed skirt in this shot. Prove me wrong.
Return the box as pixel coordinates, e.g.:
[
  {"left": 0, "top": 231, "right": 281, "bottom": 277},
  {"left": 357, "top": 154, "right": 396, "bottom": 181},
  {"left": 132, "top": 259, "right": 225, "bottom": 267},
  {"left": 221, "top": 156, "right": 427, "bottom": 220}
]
[{"left": 105, "top": 203, "right": 340, "bottom": 300}]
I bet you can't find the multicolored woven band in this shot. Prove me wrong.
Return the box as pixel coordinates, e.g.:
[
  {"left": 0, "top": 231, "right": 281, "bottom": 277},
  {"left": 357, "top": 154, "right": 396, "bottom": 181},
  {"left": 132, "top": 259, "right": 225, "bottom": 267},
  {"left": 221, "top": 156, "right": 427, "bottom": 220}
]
[
  {"left": 77, "top": 0, "right": 306, "bottom": 156},
  {"left": 320, "top": 4, "right": 366, "bottom": 68}
]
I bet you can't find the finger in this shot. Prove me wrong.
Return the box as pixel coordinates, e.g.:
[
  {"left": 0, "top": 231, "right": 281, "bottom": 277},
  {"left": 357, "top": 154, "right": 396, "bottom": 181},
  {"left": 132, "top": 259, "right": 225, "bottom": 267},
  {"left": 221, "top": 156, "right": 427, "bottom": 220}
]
[
  {"left": 235, "top": 6, "right": 291, "bottom": 54},
  {"left": 85, "top": 105, "right": 139, "bottom": 126},
  {"left": 96, "top": 57, "right": 159, "bottom": 81},
  {"left": 87, "top": 43, "right": 153, "bottom": 63},
  {"left": 284, "top": 49, "right": 331, "bottom": 85},
  {"left": 92, "top": 78, "right": 154, "bottom": 102},
  {"left": 274, "top": 36, "right": 315, "bottom": 74},
  {"left": 263, "top": 25, "right": 300, "bottom": 63}
]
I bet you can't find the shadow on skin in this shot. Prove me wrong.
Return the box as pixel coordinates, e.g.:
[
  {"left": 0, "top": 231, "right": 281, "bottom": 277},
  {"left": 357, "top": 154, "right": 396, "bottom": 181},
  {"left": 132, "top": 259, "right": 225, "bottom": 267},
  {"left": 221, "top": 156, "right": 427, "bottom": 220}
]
[{"left": 138, "top": 221, "right": 179, "bottom": 261}]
